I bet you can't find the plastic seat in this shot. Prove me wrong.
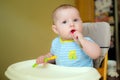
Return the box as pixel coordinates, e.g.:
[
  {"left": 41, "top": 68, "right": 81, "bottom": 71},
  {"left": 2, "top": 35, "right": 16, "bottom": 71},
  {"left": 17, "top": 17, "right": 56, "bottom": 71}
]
[{"left": 83, "top": 22, "right": 111, "bottom": 80}]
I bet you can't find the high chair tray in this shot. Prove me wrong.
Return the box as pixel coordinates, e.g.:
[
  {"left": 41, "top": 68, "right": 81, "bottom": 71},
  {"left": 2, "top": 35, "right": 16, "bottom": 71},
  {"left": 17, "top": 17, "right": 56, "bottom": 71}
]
[{"left": 5, "top": 59, "right": 101, "bottom": 80}]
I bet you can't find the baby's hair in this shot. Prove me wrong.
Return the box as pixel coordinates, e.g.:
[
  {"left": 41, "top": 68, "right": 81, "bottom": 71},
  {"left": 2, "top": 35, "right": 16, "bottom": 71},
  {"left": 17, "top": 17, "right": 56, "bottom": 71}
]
[{"left": 52, "top": 4, "right": 78, "bottom": 24}]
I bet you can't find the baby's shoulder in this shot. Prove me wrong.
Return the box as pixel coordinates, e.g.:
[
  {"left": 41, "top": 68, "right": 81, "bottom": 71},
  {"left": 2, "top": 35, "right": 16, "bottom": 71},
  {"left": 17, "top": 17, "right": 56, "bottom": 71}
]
[
  {"left": 52, "top": 37, "right": 60, "bottom": 44},
  {"left": 52, "top": 37, "right": 59, "bottom": 42}
]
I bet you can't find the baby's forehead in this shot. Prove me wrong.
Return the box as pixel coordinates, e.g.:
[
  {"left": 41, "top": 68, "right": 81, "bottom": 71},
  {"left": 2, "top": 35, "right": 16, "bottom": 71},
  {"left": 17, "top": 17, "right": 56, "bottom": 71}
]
[{"left": 52, "top": 6, "right": 80, "bottom": 23}]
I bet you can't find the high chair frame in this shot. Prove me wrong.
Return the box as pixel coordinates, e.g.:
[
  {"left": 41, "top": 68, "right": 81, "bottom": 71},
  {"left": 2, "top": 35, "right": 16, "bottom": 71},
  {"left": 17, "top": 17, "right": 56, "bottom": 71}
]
[
  {"left": 83, "top": 22, "right": 111, "bottom": 80},
  {"left": 97, "top": 53, "right": 108, "bottom": 80}
]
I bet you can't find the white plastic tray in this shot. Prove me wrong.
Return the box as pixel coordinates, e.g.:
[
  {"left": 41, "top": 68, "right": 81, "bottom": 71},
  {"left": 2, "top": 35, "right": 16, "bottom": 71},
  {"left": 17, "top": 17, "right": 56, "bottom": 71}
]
[{"left": 5, "top": 59, "right": 101, "bottom": 80}]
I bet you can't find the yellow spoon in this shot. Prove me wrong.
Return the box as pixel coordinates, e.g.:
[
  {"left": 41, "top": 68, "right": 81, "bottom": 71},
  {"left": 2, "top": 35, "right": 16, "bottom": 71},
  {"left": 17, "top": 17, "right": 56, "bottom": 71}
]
[{"left": 32, "top": 56, "right": 57, "bottom": 68}]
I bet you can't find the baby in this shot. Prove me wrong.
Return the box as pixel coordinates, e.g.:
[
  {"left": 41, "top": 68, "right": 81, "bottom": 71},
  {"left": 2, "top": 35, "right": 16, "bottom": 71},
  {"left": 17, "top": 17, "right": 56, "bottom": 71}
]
[{"left": 36, "top": 4, "right": 101, "bottom": 67}]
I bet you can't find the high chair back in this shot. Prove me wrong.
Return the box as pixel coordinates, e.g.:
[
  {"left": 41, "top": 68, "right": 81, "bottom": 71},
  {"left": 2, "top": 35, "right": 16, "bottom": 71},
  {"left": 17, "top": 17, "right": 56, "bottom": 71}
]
[{"left": 83, "top": 22, "right": 111, "bottom": 80}]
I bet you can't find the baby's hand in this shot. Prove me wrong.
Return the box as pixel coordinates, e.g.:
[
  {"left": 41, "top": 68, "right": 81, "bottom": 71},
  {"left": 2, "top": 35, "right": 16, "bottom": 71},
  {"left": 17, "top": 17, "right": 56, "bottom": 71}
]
[
  {"left": 36, "top": 53, "right": 53, "bottom": 64},
  {"left": 36, "top": 55, "right": 46, "bottom": 64},
  {"left": 71, "top": 30, "right": 83, "bottom": 42},
  {"left": 71, "top": 30, "right": 83, "bottom": 48}
]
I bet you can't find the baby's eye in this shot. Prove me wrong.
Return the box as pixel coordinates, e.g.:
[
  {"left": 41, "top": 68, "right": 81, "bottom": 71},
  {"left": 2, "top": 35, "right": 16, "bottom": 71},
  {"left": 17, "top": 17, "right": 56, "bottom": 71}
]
[
  {"left": 62, "top": 20, "right": 67, "bottom": 24},
  {"left": 73, "top": 19, "right": 78, "bottom": 22}
]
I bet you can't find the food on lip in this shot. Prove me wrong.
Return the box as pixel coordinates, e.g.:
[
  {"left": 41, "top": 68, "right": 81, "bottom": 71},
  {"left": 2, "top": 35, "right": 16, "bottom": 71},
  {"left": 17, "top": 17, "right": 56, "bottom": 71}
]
[{"left": 71, "top": 29, "right": 76, "bottom": 34}]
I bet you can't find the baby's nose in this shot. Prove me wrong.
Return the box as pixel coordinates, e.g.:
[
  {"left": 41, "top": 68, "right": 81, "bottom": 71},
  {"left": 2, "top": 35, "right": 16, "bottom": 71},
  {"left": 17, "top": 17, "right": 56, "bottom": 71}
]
[{"left": 70, "top": 22, "right": 74, "bottom": 27}]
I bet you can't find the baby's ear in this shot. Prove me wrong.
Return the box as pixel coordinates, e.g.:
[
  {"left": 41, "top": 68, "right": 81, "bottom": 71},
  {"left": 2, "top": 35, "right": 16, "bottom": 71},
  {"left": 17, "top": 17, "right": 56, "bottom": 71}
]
[{"left": 52, "top": 25, "right": 58, "bottom": 34}]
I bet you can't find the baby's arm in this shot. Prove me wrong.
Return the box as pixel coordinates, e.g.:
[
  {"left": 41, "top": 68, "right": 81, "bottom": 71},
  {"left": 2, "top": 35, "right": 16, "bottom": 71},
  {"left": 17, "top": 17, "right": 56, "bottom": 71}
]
[
  {"left": 36, "top": 52, "right": 55, "bottom": 64},
  {"left": 72, "top": 31, "right": 101, "bottom": 59}
]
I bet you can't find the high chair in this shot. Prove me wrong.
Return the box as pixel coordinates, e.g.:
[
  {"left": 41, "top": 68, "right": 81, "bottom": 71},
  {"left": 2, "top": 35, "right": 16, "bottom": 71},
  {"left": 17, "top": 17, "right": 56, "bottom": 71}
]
[
  {"left": 5, "top": 22, "right": 111, "bottom": 80},
  {"left": 83, "top": 22, "right": 111, "bottom": 80}
]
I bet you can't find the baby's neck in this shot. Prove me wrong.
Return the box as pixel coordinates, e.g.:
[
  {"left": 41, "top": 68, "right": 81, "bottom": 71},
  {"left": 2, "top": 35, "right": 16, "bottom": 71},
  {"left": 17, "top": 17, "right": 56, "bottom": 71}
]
[{"left": 60, "top": 38, "right": 74, "bottom": 43}]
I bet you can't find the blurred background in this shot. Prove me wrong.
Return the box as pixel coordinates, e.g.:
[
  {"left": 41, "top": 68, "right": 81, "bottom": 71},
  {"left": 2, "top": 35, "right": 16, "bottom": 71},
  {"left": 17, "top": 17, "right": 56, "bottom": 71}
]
[{"left": 0, "top": 0, "right": 120, "bottom": 80}]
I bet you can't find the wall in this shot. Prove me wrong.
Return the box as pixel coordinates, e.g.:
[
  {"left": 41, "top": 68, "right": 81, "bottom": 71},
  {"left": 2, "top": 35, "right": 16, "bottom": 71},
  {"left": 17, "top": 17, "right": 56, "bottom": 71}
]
[{"left": 0, "top": 0, "right": 75, "bottom": 79}]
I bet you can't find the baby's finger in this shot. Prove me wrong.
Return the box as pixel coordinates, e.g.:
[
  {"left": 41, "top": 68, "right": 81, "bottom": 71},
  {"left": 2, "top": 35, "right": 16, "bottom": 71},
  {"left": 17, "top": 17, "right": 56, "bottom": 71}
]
[{"left": 36, "top": 56, "right": 44, "bottom": 64}]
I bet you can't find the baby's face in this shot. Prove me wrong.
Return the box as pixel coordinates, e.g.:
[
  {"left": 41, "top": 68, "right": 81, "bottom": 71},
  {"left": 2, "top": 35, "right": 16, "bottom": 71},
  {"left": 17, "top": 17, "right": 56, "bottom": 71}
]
[{"left": 53, "top": 8, "right": 83, "bottom": 40}]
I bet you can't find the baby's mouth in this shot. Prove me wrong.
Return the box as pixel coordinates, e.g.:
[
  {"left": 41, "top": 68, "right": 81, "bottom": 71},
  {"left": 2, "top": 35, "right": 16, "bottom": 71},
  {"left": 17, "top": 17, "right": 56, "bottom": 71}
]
[
  {"left": 71, "top": 29, "right": 76, "bottom": 34},
  {"left": 71, "top": 29, "right": 78, "bottom": 39}
]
